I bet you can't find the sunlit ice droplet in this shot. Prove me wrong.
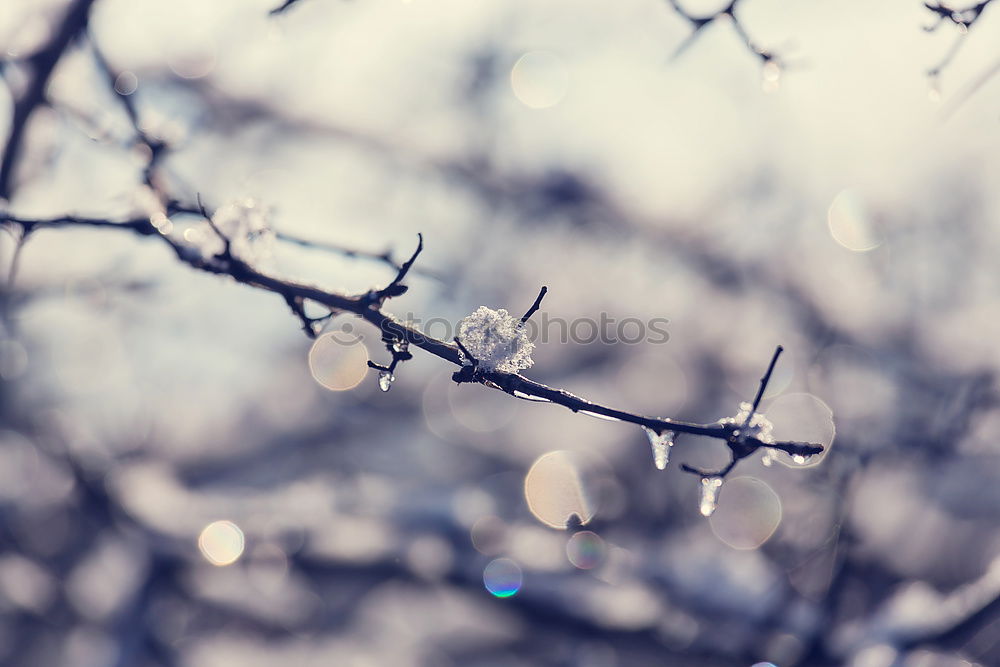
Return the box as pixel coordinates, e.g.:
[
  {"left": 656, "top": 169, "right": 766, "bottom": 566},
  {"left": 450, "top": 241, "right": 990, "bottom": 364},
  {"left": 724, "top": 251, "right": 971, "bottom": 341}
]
[
  {"left": 483, "top": 558, "right": 522, "bottom": 598},
  {"left": 510, "top": 51, "right": 569, "bottom": 109},
  {"left": 827, "top": 189, "right": 881, "bottom": 252},
  {"left": 566, "top": 530, "right": 606, "bottom": 570},
  {"left": 377, "top": 371, "right": 394, "bottom": 392},
  {"left": 709, "top": 477, "right": 782, "bottom": 550},
  {"left": 308, "top": 332, "right": 369, "bottom": 391},
  {"left": 524, "top": 451, "right": 596, "bottom": 529},
  {"left": 198, "top": 520, "right": 245, "bottom": 566}
]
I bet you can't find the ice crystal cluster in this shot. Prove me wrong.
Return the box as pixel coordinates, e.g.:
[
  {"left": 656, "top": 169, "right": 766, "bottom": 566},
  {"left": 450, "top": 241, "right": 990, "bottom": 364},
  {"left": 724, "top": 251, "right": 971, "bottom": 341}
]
[
  {"left": 211, "top": 198, "right": 275, "bottom": 262},
  {"left": 719, "top": 401, "right": 774, "bottom": 443},
  {"left": 719, "top": 401, "right": 781, "bottom": 466},
  {"left": 457, "top": 306, "right": 535, "bottom": 373}
]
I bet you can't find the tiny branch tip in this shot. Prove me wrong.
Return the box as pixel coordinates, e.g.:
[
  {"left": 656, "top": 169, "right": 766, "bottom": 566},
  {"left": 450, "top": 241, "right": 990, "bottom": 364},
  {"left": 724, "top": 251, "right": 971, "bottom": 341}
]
[
  {"left": 749, "top": 345, "right": 783, "bottom": 415},
  {"left": 520, "top": 286, "right": 548, "bottom": 324},
  {"left": 368, "top": 233, "right": 424, "bottom": 303}
]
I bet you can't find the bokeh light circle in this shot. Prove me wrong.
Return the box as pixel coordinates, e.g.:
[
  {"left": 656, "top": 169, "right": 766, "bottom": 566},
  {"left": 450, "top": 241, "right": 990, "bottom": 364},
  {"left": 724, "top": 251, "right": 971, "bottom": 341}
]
[
  {"left": 828, "top": 189, "right": 881, "bottom": 252},
  {"left": 708, "top": 477, "right": 783, "bottom": 550},
  {"left": 566, "top": 530, "right": 606, "bottom": 569},
  {"left": 524, "top": 451, "right": 596, "bottom": 529},
  {"left": 483, "top": 558, "right": 522, "bottom": 598},
  {"left": 113, "top": 71, "right": 138, "bottom": 96},
  {"left": 763, "top": 393, "right": 836, "bottom": 467},
  {"left": 471, "top": 515, "right": 507, "bottom": 556},
  {"left": 510, "top": 51, "right": 569, "bottom": 109},
  {"left": 308, "top": 332, "right": 369, "bottom": 391},
  {"left": 198, "top": 520, "right": 245, "bottom": 566}
]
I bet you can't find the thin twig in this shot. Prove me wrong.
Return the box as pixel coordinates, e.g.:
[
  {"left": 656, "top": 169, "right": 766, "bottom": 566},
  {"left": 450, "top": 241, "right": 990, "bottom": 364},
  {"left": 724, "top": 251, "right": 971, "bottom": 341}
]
[
  {"left": 366, "top": 233, "right": 423, "bottom": 304},
  {"left": 682, "top": 459, "right": 736, "bottom": 478},
  {"left": 270, "top": 0, "right": 307, "bottom": 16},
  {"left": 750, "top": 345, "right": 783, "bottom": 416},
  {"left": 276, "top": 231, "right": 444, "bottom": 281},
  {"left": 664, "top": 0, "right": 775, "bottom": 65},
  {"left": 520, "top": 286, "right": 548, "bottom": 324},
  {"left": 924, "top": 0, "right": 996, "bottom": 76}
]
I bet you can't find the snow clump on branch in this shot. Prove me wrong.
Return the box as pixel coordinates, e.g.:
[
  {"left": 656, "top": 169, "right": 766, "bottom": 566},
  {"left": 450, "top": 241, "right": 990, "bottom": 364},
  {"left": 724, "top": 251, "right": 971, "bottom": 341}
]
[{"left": 457, "top": 306, "right": 535, "bottom": 373}]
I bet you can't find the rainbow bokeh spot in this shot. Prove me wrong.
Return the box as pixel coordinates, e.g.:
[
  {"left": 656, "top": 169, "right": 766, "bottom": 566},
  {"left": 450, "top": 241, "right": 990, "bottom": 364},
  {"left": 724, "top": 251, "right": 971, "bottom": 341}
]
[
  {"left": 483, "top": 558, "right": 522, "bottom": 598},
  {"left": 566, "top": 530, "right": 606, "bottom": 570}
]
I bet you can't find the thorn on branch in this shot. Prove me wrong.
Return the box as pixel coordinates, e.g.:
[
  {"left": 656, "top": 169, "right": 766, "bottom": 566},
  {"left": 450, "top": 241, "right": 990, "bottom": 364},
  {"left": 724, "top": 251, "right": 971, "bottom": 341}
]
[{"left": 520, "top": 285, "right": 548, "bottom": 325}]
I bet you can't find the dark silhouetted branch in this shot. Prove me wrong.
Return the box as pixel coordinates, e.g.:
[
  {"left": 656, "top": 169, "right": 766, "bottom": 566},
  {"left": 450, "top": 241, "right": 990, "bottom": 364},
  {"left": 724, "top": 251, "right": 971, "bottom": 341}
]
[
  {"left": 681, "top": 344, "right": 802, "bottom": 479},
  {"left": 749, "top": 344, "right": 782, "bottom": 416},
  {"left": 0, "top": 0, "right": 97, "bottom": 200},
  {"left": 363, "top": 233, "right": 423, "bottom": 305},
  {"left": 0, "top": 211, "right": 824, "bottom": 476},
  {"left": 665, "top": 0, "right": 777, "bottom": 65},
  {"left": 924, "top": 0, "right": 997, "bottom": 76}
]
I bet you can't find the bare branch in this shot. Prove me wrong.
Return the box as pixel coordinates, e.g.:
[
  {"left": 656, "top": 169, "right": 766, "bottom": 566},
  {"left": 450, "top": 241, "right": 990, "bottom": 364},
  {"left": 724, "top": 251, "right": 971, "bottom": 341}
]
[
  {"left": 665, "top": 0, "right": 777, "bottom": 65},
  {"left": 0, "top": 210, "right": 824, "bottom": 472},
  {"left": 924, "top": 0, "right": 996, "bottom": 76},
  {"left": 0, "top": 0, "right": 97, "bottom": 199}
]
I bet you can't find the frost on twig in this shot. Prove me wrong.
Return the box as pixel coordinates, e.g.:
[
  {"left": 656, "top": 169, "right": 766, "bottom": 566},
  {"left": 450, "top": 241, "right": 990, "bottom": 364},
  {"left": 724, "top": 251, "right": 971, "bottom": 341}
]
[{"left": 456, "top": 306, "right": 535, "bottom": 373}]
